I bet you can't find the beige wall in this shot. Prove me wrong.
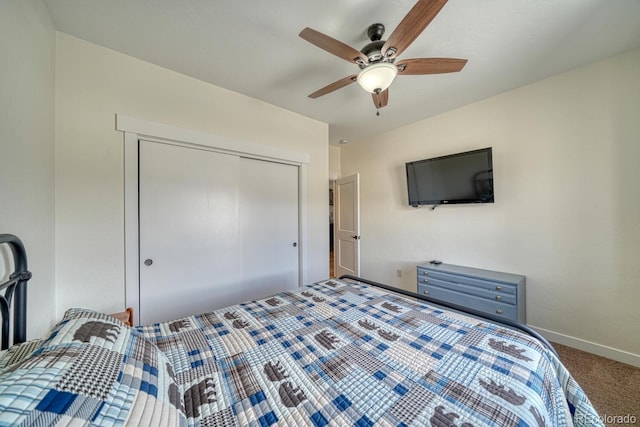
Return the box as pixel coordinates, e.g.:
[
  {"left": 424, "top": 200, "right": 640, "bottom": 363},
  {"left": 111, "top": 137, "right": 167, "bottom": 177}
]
[
  {"left": 0, "top": 0, "right": 56, "bottom": 338},
  {"left": 340, "top": 49, "right": 640, "bottom": 365},
  {"left": 54, "top": 33, "right": 329, "bottom": 318}
]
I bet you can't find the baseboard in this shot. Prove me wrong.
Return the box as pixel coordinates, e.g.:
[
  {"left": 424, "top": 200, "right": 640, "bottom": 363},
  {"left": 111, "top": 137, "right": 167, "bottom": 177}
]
[{"left": 531, "top": 325, "right": 640, "bottom": 368}]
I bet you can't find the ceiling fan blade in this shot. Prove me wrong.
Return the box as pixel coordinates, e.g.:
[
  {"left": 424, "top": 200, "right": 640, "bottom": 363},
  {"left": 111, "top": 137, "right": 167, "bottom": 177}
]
[
  {"left": 381, "top": 0, "right": 448, "bottom": 59},
  {"left": 372, "top": 89, "right": 389, "bottom": 109},
  {"left": 308, "top": 74, "right": 357, "bottom": 98},
  {"left": 397, "top": 58, "right": 467, "bottom": 75},
  {"left": 299, "top": 27, "right": 368, "bottom": 65}
]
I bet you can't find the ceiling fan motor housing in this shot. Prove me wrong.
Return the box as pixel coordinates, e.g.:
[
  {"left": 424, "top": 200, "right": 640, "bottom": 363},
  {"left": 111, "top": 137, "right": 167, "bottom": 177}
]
[
  {"left": 361, "top": 23, "right": 397, "bottom": 66},
  {"left": 360, "top": 40, "right": 386, "bottom": 64}
]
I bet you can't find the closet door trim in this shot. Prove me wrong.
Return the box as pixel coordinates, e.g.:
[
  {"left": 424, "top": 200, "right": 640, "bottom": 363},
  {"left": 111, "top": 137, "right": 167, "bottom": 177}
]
[
  {"left": 118, "top": 114, "right": 309, "bottom": 164},
  {"left": 117, "top": 114, "right": 309, "bottom": 323}
]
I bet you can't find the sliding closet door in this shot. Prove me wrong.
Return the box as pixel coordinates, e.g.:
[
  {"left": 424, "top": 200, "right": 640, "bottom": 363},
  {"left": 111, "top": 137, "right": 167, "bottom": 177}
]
[
  {"left": 239, "top": 157, "right": 299, "bottom": 297},
  {"left": 139, "top": 140, "right": 241, "bottom": 324},
  {"left": 138, "top": 140, "right": 300, "bottom": 325}
]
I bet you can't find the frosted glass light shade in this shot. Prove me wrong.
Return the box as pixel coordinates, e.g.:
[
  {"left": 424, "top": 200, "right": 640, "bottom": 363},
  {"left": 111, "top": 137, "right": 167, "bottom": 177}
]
[{"left": 356, "top": 62, "right": 398, "bottom": 93}]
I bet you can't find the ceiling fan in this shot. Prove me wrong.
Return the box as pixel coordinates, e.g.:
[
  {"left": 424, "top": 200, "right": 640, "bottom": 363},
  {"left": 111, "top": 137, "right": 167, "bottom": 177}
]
[{"left": 299, "top": 0, "right": 467, "bottom": 115}]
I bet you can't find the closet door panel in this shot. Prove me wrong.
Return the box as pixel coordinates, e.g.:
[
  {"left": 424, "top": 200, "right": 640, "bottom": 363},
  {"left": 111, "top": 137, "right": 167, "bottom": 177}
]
[
  {"left": 139, "top": 140, "right": 240, "bottom": 324},
  {"left": 239, "top": 157, "right": 299, "bottom": 297},
  {"left": 138, "top": 141, "right": 301, "bottom": 325}
]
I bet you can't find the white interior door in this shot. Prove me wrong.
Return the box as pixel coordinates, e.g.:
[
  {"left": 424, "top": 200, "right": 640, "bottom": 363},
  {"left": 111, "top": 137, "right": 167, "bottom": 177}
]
[
  {"left": 334, "top": 173, "right": 360, "bottom": 277},
  {"left": 239, "top": 157, "right": 299, "bottom": 297}
]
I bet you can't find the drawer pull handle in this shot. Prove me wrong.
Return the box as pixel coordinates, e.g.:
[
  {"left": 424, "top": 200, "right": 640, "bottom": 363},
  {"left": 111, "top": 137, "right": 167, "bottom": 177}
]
[
  {"left": 496, "top": 309, "right": 503, "bottom": 315},
  {"left": 422, "top": 279, "right": 428, "bottom": 283},
  {"left": 423, "top": 290, "right": 429, "bottom": 295},
  {"left": 495, "top": 286, "right": 502, "bottom": 291},
  {"left": 495, "top": 295, "right": 502, "bottom": 301}
]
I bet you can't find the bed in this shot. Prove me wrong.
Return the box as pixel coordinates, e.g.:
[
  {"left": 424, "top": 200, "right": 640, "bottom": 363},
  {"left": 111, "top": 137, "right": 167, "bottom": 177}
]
[{"left": 0, "top": 234, "right": 602, "bottom": 426}]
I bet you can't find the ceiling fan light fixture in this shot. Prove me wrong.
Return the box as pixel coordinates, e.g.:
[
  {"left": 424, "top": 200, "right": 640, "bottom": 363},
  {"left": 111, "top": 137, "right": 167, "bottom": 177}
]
[{"left": 356, "top": 62, "right": 398, "bottom": 94}]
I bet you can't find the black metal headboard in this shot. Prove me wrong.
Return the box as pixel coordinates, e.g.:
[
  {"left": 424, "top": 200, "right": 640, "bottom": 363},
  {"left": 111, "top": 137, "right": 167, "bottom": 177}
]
[{"left": 0, "top": 234, "right": 31, "bottom": 350}]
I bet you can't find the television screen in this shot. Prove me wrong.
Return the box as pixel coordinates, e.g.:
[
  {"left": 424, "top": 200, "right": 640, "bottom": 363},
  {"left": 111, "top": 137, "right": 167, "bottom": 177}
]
[{"left": 405, "top": 147, "right": 493, "bottom": 207}]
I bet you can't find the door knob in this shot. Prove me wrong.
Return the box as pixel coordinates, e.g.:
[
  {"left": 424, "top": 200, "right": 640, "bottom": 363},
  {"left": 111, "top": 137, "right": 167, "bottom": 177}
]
[
  {"left": 351, "top": 235, "right": 360, "bottom": 240},
  {"left": 144, "top": 259, "right": 153, "bottom": 266},
  {"left": 292, "top": 242, "right": 297, "bottom": 247}
]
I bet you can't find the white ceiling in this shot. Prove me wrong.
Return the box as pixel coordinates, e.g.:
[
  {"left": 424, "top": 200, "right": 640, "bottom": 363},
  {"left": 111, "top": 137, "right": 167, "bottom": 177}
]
[{"left": 43, "top": 0, "right": 640, "bottom": 145}]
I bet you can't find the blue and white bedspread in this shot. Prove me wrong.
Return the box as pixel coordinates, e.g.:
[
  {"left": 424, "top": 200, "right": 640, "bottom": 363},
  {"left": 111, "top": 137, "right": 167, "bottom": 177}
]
[{"left": 0, "top": 279, "right": 602, "bottom": 426}]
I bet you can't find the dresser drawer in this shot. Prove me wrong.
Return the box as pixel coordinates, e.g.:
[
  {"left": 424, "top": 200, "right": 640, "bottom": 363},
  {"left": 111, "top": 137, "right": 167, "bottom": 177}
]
[
  {"left": 418, "top": 276, "right": 516, "bottom": 305},
  {"left": 417, "top": 263, "right": 525, "bottom": 323},
  {"left": 418, "top": 284, "right": 517, "bottom": 320},
  {"left": 418, "top": 268, "right": 516, "bottom": 295}
]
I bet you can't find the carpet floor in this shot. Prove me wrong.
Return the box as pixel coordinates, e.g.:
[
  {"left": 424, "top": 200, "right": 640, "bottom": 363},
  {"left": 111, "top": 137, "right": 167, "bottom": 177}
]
[{"left": 553, "top": 343, "right": 639, "bottom": 426}]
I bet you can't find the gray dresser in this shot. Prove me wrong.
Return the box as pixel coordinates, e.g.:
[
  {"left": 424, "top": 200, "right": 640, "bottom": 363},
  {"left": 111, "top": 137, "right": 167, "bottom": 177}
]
[{"left": 417, "top": 263, "right": 526, "bottom": 323}]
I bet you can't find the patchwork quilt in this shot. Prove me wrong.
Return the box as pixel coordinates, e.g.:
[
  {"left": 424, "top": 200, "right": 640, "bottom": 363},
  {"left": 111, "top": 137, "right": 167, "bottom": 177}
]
[{"left": 0, "top": 279, "right": 602, "bottom": 426}]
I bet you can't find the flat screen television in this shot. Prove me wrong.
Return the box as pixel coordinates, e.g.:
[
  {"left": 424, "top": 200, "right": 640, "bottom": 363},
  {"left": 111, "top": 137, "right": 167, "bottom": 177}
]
[{"left": 405, "top": 147, "right": 493, "bottom": 207}]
